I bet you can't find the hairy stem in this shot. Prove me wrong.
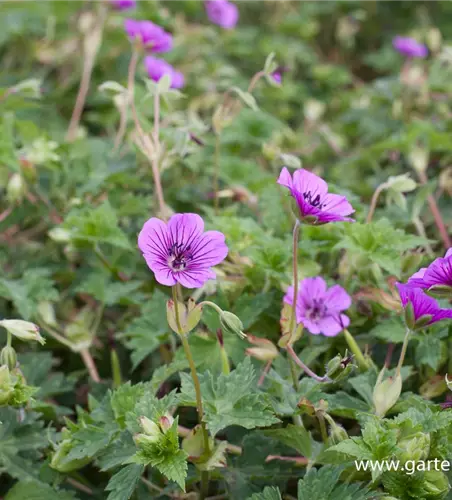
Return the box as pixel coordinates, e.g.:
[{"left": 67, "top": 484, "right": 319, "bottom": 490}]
[
  {"left": 151, "top": 88, "right": 166, "bottom": 214},
  {"left": 80, "top": 348, "right": 100, "bottom": 383},
  {"left": 288, "top": 220, "right": 300, "bottom": 335},
  {"left": 366, "top": 184, "right": 385, "bottom": 223},
  {"left": 213, "top": 133, "right": 221, "bottom": 215},
  {"left": 343, "top": 329, "right": 368, "bottom": 371},
  {"left": 396, "top": 328, "right": 411, "bottom": 377},
  {"left": 417, "top": 170, "right": 451, "bottom": 249},
  {"left": 172, "top": 287, "right": 210, "bottom": 498},
  {"left": 286, "top": 344, "right": 329, "bottom": 383}
]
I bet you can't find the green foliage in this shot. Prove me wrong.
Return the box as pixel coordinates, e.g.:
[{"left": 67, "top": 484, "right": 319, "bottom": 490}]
[{"left": 180, "top": 357, "right": 280, "bottom": 436}]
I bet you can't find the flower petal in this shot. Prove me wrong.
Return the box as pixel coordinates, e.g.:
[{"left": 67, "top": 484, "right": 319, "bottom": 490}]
[
  {"left": 277, "top": 167, "right": 293, "bottom": 190},
  {"left": 299, "top": 316, "right": 321, "bottom": 335},
  {"left": 177, "top": 269, "right": 216, "bottom": 289},
  {"left": 292, "top": 169, "right": 328, "bottom": 199},
  {"left": 189, "top": 230, "right": 228, "bottom": 269},
  {"left": 422, "top": 257, "right": 452, "bottom": 287},
  {"left": 317, "top": 314, "right": 349, "bottom": 337},
  {"left": 167, "top": 213, "right": 204, "bottom": 248},
  {"left": 324, "top": 285, "right": 352, "bottom": 312},
  {"left": 138, "top": 217, "right": 169, "bottom": 261},
  {"left": 321, "top": 193, "right": 355, "bottom": 217}
]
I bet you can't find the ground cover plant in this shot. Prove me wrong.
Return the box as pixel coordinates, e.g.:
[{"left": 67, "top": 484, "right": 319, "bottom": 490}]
[{"left": 2, "top": 1, "right": 452, "bottom": 499}]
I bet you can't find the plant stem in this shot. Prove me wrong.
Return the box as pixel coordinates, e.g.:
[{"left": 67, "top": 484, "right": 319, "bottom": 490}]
[
  {"left": 213, "top": 133, "right": 221, "bottom": 215},
  {"left": 343, "top": 329, "right": 368, "bottom": 371},
  {"left": 417, "top": 170, "right": 451, "bottom": 249},
  {"left": 286, "top": 344, "right": 329, "bottom": 383},
  {"left": 66, "top": 6, "right": 106, "bottom": 141},
  {"left": 6, "top": 331, "right": 12, "bottom": 348},
  {"left": 248, "top": 70, "right": 265, "bottom": 93},
  {"left": 80, "top": 348, "right": 101, "bottom": 383},
  {"left": 198, "top": 300, "right": 223, "bottom": 315},
  {"left": 366, "top": 184, "right": 385, "bottom": 223},
  {"left": 288, "top": 220, "right": 300, "bottom": 336},
  {"left": 172, "top": 286, "right": 210, "bottom": 499},
  {"left": 127, "top": 45, "right": 165, "bottom": 215},
  {"left": 317, "top": 413, "right": 328, "bottom": 443},
  {"left": 396, "top": 328, "right": 411, "bottom": 377}
]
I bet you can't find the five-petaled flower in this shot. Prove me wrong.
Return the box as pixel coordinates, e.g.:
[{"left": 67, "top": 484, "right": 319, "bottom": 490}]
[
  {"left": 144, "top": 56, "right": 184, "bottom": 89},
  {"left": 110, "top": 0, "right": 136, "bottom": 10},
  {"left": 396, "top": 283, "right": 452, "bottom": 329},
  {"left": 277, "top": 167, "right": 355, "bottom": 224},
  {"left": 284, "top": 277, "right": 351, "bottom": 337},
  {"left": 205, "top": 0, "right": 239, "bottom": 29},
  {"left": 393, "top": 36, "right": 428, "bottom": 58},
  {"left": 407, "top": 249, "right": 452, "bottom": 292},
  {"left": 124, "top": 19, "right": 173, "bottom": 52},
  {"left": 138, "top": 213, "right": 228, "bottom": 288}
]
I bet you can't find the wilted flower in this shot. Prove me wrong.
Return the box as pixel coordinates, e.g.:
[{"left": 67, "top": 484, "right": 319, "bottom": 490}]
[
  {"left": 138, "top": 213, "right": 228, "bottom": 288},
  {"left": 406, "top": 249, "right": 452, "bottom": 297},
  {"left": 205, "top": 0, "right": 239, "bottom": 29},
  {"left": 284, "top": 277, "right": 351, "bottom": 337},
  {"left": 373, "top": 367, "right": 402, "bottom": 417},
  {"left": 110, "top": 0, "right": 136, "bottom": 10},
  {"left": 393, "top": 36, "right": 428, "bottom": 58},
  {"left": 277, "top": 167, "right": 354, "bottom": 224},
  {"left": 396, "top": 283, "right": 452, "bottom": 330},
  {"left": 124, "top": 19, "right": 173, "bottom": 52},
  {"left": 246, "top": 335, "right": 278, "bottom": 361},
  {"left": 144, "top": 56, "right": 184, "bottom": 89}
]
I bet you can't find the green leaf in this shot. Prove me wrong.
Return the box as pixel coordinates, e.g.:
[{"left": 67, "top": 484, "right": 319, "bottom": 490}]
[
  {"left": 119, "top": 290, "right": 170, "bottom": 369},
  {"left": 106, "top": 464, "right": 144, "bottom": 500},
  {"left": 297, "top": 465, "right": 376, "bottom": 500},
  {"left": 62, "top": 201, "right": 131, "bottom": 250},
  {"left": 180, "top": 357, "right": 280, "bottom": 436},
  {"left": 415, "top": 335, "right": 443, "bottom": 370},
  {"left": 5, "top": 481, "right": 77, "bottom": 500},
  {"left": 247, "top": 486, "right": 282, "bottom": 500},
  {"left": 369, "top": 317, "right": 407, "bottom": 343},
  {"left": 263, "top": 424, "right": 314, "bottom": 458}
]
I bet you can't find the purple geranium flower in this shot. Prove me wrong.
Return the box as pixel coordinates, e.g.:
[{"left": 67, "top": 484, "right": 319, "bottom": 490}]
[
  {"left": 124, "top": 19, "right": 173, "bottom": 52},
  {"left": 110, "top": 0, "right": 136, "bottom": 10},
  {"left": 277, "top": 167, "right": 355, "bottom": 224},
  {"left": 205, "top": 0, "right": 238, "bottom": 29},
  {"left": 396, "top": 283, "right": 452, "bottom": 329},
  {"left": 284, "top": 277, "right": 351, "bottom": 337},
  {"left": 393, "top": 36, "right": 428, "bottom": 58},
  {"left": 144, "top": 57, "right": 184, "bottom": 89},
  {"left": 407, "top": 249, "right": 452, "bottom": 290},
  {"left": 138, "top": 213, "right": 228, "bottom": 288}
]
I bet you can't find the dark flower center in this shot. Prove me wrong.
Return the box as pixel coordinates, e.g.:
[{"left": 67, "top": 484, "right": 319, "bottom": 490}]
[
  {"left": 168, "top": 243, "right": 193, "bottom": 272},
  {"left": 303, "top": 190, "right": 325, "bottom": 209},
  {"left": 306, "top": 299, "right": 327, "bottom": 321}
]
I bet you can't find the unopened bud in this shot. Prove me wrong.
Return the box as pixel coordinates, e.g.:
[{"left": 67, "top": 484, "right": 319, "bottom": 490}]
[
  {"left": 159, "top": 414, "right": 174, "bottom": 433},
  {"left": 324, "top": 413, "right": 349, "bottom": 445},
  {"left": 408, "top": 146, "right": 429, "bottom": 174},
  {"left": 373, "top": 368, "right": 402, "bottom": 417},
  {"left": 0, "top": 346, "right": 17, "bottom": 371},
  {"left": 326, "top": 353, "right": 355, "bottom": 382},
  {"left": 0, "top": 319, "right": 45, "bottom": 345},
  {"left": 219, "top": 311, "right": 246, "bottom": 339},
  {"left": 48, "top": 227, "right": 72, "bottom": 243},
  {"left": 398, "top": 432, "right": 430, "bottom": 463},
  {"left": 7, "top": 173, "right": 25, "bottom": 204},
  {"left": 139, "top": 416, "right": 161, "bottom": 438}
]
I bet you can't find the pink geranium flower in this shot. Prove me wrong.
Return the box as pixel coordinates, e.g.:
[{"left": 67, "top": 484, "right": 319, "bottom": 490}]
[
  {"left": 144, "top": 56, "right": 184, "bottom": 89},
  {"left": 407, "top": 249, "right": 452, "bottom": 289},
  {"left": 124, "top": 19, "right": 173, "bottom": 52},
  {"left": 138, "top": 213, "right": 228, "bottom": 288},
  {"left": 205, "top": 0, "right": 239, "bottom": 29},
  {"left": 393, "top": 36, "right": 428, "bottom": 58},
  {"left": 277, "top": 167, "right": 355, "bottom": 224},
  {"left": 284, "top": 277, "right": 351, "bottom": 337}
]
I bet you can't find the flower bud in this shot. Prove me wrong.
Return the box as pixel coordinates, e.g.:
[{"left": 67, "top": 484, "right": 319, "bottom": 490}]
[
  {"left": 0, "top": 365, "right": 13, "bottom": 406},
  {"left": 134, "top": 432, "right": 161, "bottom": 447},
  {"left": 0, "top": 319, "right": 45, "bottom": 345},
  {"left": 398, "top": 432, "right": 430, "bottom": 463},
  {"left": 373, "top": 368, "right": 402, "bottom": 417},
  {"left": 427, "top": 27, "right": 442, "bottom": 53},
  {"left": 408, "top": 146, "right": 429, "bottom": 174},
  {"left": 324, "top": 413, "right": 348, "bottom": 445},
  {"left": 325, "top": 353, "right": 355, "bottom": 382},
  {"left": 304, "top": 99, "right": 325, "bottom": 123},
  {"left": 426, "top": 285, "right": 452, "bottom": 300},
  {"left": 7, "top": 173, "right": 25, "bottom": 204},
  {"left": 166, "top": 298, "right": 203, "bottom": 335},
  {"left": 159, "top": 414, "right": 174, "bottom": 433},
  {"left": 420, "top": 375, "right": 447, "bottom": 399},
  {"left": 219, "top": 311, "right": 246, "bottom": 339},
  {"left": 246, "top": 335, "right": 278, "bottom": 362},
  {"left": 0, "top": 346, "right": 17, "bottom": 371},
  {"left": 139, "top": 416, "right": 161, "bottom": 439},
  {"left": 48, "top": 227, "right": 72, "bottom": 243}
]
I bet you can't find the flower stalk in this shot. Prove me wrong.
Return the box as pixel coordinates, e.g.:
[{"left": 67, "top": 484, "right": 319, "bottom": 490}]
[
  {"left": 396, "top": 327, "right": 411, "bottom": 377},
  {"left": 342, "top": 329, "right": 368, "bottom": 371},
  {"left": 286, "top": 344, "right": 329, "bottom": 383}
]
